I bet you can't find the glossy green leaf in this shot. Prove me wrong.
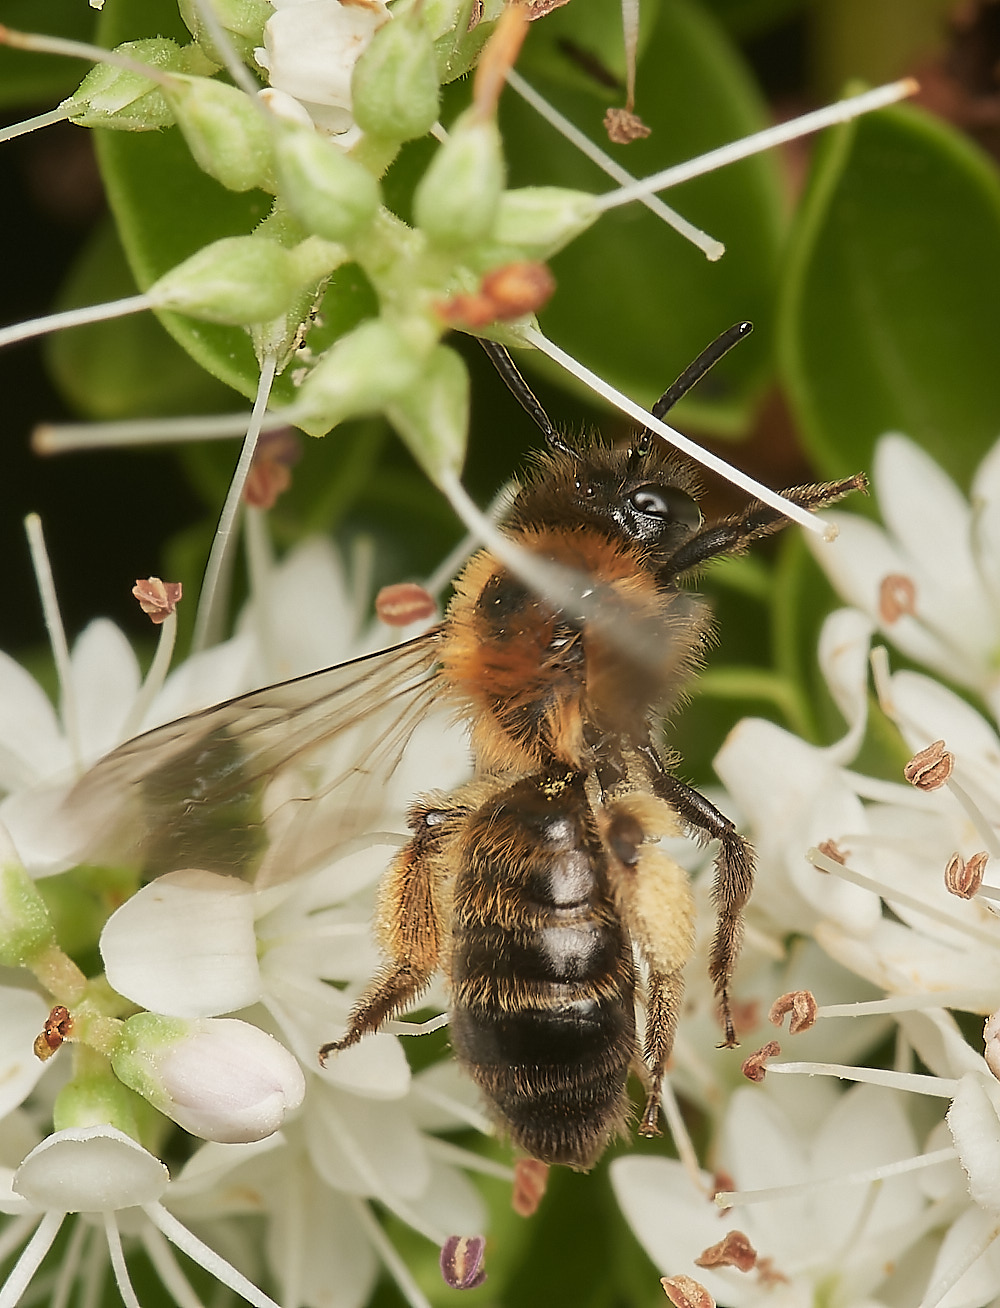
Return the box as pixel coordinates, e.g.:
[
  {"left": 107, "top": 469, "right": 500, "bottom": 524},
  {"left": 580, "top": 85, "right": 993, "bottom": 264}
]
[
  {"left": 0, "top": 0, "right": 96, "bottom": 108},
  {"left": 779, "top": 101, "right": 1000, "bottom": 489},
  {"left": 503, "top": 0, "right": 784, "bottom": 434}
]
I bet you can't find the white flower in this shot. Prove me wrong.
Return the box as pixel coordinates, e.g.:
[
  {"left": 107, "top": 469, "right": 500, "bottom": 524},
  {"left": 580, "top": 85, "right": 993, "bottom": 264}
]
[
  {"left": 255, "top": 0, "right": 389, "bottom": 144},
  {"left": 808, "top": 433, "right": 1000, "bottom": 719},
  {"left": 612, "top": 1081, "right": 930, "bottom": 1306}
]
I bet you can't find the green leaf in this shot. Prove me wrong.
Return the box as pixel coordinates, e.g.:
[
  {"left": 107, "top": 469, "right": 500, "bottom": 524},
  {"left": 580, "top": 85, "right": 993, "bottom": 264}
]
[
  {"left": 45, "top": 218, "right": 234, "bottom": 418},
  {"left": 0, "top": 0, "right": 97, "bottom": 108},
  {"left": 779, "top": 101, "right": 1000, "bottom": 489},
  {"left": 503, "top": 0, "right": 784, "bottom": 435}
]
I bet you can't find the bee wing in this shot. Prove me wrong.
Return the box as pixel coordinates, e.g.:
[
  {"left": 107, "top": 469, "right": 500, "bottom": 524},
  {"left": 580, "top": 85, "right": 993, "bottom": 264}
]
[{"left": 64, "top": 630, "right": 447, "bottom": 888}]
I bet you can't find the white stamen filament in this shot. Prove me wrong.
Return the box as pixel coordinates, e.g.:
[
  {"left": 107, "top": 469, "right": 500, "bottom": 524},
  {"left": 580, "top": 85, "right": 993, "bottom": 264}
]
[
  {"left": 25, "top": 514, "right": 82, "bottom": 773},
  {"left": 192, "top": 354, "right": 278, "bottom": 653},
  {"left": 0, "top": 107, "right": 70, "bottom": 142},
  {"left": 33, "top": 413, "right": 286, "bottom": 455},
  {"left": 143, "top": 1202, "right": 283, "bottom": 1308},
  {"left": 0, "top": 295, "right": 151, "bottom": 352},
  {"left": 51, "top": 1218, "right": 89, "bottom": 1308},
  {"left": 919, "top": 1218, "right": 1000, "bottom": 1308},
  {"left": 595, "top": 79, "right": 919, "bottom": 212},
  {"left": 102, "top": 1214, "right": 141, "bottom": 1308},
  {"left": 0, "top": 1212, "right": 65, "bottom": 1308},
  {"left": 426, "top": 1137, "right": 515, "bottom": 1182},
  {"left": 350, "top": 1199, "right": 433, "bottom": 1308},
  {"left": 524, "top": 328, "right": 830, "bottom": 535},
  {"left": 244, "top": 503, "right": 279, "bottom": 675},
  {"left": 384, "top": 1013, "right": 450, "bottom": 1036},
  {"left": 138, "top": 1224, "right": 205, "bottom": 1308},
  {"left": 79, "top": 1229, "right": 105, "bottom": 1308},
  {"left": 659, "top": 1075, "right": 710, "bottom": 1196},
  {"left": 120, "top": 610, "right": 178, "bottom": 741},
  {"left": 808, "top": 846, "right": 1000, "bottom": 947},
  {"left": 715, "top": 1146, "right": 958, "bottom": 1210},
  {"left": 423, "top": 480, "right": 515, "bottom": 599},
  {"left": 506, "top": 71, "right": 724, "bottom": 260},
  {"left": 620, "top": 0, "right": 640, "bottom": 110},
  {"left": 818, "top": 993, "right": 994, "bottom": 1019},
  {"left": 945, "top": 776, "right": 1000, "bottom": 859},
  {"left": 765, "top": 1059, "right": 959, "bottom": 1097}
]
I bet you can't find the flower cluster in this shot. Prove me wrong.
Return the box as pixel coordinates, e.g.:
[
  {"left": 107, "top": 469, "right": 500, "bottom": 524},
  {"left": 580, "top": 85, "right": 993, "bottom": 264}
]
[{"left": 613, "top": 433, "right": 1000, "bottom": 1308}]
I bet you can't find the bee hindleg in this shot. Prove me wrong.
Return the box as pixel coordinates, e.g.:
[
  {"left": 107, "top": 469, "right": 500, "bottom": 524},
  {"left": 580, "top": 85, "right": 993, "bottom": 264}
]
[
  {"left": 319, "top": 804, "right": 456, "bottom": 1064},
  {"left": 641, "top": 762, "right": 754, "bottom": 1049},
  {"left": 602, "top": 799, "right": 696, "bottom": 1137}
]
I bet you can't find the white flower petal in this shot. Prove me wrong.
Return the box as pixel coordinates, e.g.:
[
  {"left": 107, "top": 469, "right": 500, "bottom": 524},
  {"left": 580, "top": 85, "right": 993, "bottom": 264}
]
[
  {"left": 69, "top": 620, "right": 141, "bottom": 762},
  {"left": 0, "top": 651, "right": 66, "bottom": 789},
  {"left": 306, "top": 1082, "right": 431, "bottom": 1201},
  {"left": 101, "top": 870, "right": 262, "bottom": 1017},
  {"left": 262, "top": 0, "right": 387, "bottom": 109},
  {"left": 13, "top": 1126, "right": 169, "bottom": 1211},
  {"left": 144, "top": 634, "right": 255, "bottom": 729},
  {"left": 930, "top": 1204, "right": 1000, "bottom": 1308},
  {"left": 948, "top": 1074, "right": 1000, "bottom": 1214},
  {"left": 0, "top": 989, "right": 51, "bottom": 1119},
  {"left": 971, "top": 436, "right": 1000, "bottom": 613},
  {"left": 817, "top": 607, "right": 874, "bottom": 758}
]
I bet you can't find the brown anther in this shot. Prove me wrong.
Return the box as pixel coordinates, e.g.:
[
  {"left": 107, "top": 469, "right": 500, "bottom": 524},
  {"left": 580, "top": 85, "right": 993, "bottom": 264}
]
[
  {"left": 741, "top": 1041, "right": 780, "bottom": 1083},
  {"left": 604, "top": 107, "right": 652, "bottom": 143},
  {"left": 243, "top": 428, "right": 302, "bottom": 509},
  {"left": 710, "top": 1170, "right": 735, "bottom": 1212},
  {"left": 695, "top": 1231, "right": 758, "bottom": 1274},
  {"left": 660, "top": 1274, "right": 715, "bottom": 1308},
  {"left": 375, "top": 582, "right": 438, "bottom": 628},
  {"left": 524, "top": 0, "right": 572, "bottom": 15},
  {"left": 33, "top": 1004, "right": 72, "bottom": 1061},
  {"left": 472, "top": 4, "right": 530, "bottom": 119},
  {"left": 815, "top": 839, "right": 847, "bottom": 866},
  {"left": 511, "top": 1158, "right": 549, "bottom": 1217},
  {"left": 132, "top": 578, "right": 182, "bottom": 625},
  {"left": 904, "top": 740, "right": 954, "bottom": 791},
  {"left": 437, "top": 262, "right": 556, "bottom": 328},
  {"left": 756, "top": 1257, "right": 790, "bottom": 1287},
  {"left": 878, "top": 573, "right": 917, "bottom": 624},
  {"left": 945, "top": 850, "right": 988, "bottom": 899},
  {"left": 768, "top": 990, "right": 818, "bottom": 1035},
  {"left": 440, "top": 1235, "right": 487, "bottom": 1290}
]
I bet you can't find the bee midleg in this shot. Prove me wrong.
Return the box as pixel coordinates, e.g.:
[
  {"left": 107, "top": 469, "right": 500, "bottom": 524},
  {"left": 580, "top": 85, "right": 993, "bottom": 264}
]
[
  {"left": 319, "top": 801, "right": 461, "bottom": 1063},
  {"left": 640, "top": 760, "right": 754, "bottom": 1049},
  {"left": 602, "top": 795, "right": 696, "bottom": 1139}
]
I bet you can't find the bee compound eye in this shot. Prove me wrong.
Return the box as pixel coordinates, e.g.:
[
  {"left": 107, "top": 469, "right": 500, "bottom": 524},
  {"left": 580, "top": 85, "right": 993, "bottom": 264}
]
[{"left": 629, "top": 484, "right": 702, "bottom": 529}]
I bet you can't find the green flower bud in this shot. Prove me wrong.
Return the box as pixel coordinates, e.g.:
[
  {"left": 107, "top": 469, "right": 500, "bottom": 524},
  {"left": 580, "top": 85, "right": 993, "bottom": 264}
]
[
  {"left": 351, "top": 12, "right": 440, "bottom": 143},
  {"left": 53, "top": 1068, "right": 142, "bottom": 1140},
  {"left": 0, "top": 858, "right": 56, "bottom": 969},
  {"left": 413, "top": 111, "right": 505, "bottom": 249},
  {"left": 386, "top": 343, "right": 468, "bottom": 480},
  {"left": 177, "top": 0, "right": 273, "bottom": 65},
  {"left": 150, "top": 236, "right": 305, "bottom": 325},
  {"left": 291, "top": 317, "right": 427, "bottom": 436},
  {"left": 479, "top": 186, "right": 600, "bottom": 264},
  {"left": 275, "top": 123, "right": 381, "bottom": 242},
  {"left": 163, "top": 74, "right": 275, "bottom": 192},
  {"left": 61, "top": 39, "right": 187, "bottom": 132}
]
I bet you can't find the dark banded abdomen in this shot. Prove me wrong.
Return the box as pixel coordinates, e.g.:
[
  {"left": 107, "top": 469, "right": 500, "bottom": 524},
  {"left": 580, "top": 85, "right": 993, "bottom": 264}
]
[{"left": 449, "top": 774, "right": 635, "bottom": 1170}]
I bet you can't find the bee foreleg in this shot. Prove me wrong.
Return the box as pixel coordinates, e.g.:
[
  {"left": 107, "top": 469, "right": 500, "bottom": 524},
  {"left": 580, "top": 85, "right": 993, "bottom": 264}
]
[
  {"left": 601, "top": 797, "right": 696, "bottom": 1139},
  {"left": 318, "top": 803, "right": 458, "bottom": 1065},
  {"left": 639, "top": 760, "right": 754, "bottom": 1049}
]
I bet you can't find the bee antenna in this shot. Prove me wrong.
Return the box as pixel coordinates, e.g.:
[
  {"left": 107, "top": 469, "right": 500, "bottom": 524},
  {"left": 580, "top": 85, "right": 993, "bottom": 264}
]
[
  {"left": 479, "top": 339, "right": 576, "bottom": 457},
  {"left": 649, "top": 321, "right": 753, "bottom": 423}
]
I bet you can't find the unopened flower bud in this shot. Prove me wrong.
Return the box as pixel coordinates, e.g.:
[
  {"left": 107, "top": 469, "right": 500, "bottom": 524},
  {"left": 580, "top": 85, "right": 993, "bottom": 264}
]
[
  {"left": 178, "top": 0, "right": 273, "bottom": 65},
  {"left": 480, "top": 186, "right": 600, "bottom": 263},
  {"left": 275, "top": 122, "right": 381, "bottom": 242},
  {"left": 351, "top": 10, "right": 440, "bottom": 142},
  {"left": 61, "top": 39, "right": 190, "bottom": 131},
  {"left": 386, "top": 343, "right": 469, "bottom": 480},
  {"left": 291, "top": 317, "right": 426, "bottom": 436},
  {"left": 0, "top": 849, "right": 57, "bottom": 969},
  {"left": 163, "top": 74, "right": 275, "bottom": 192},
  {"left": 112, "top": 1014, "right": 305, "bottom": 1143},
  {"left": 440, "top": 1235, "right": 487, "bottom": 1290},
  {"left": 150, "top": 236, "right": 305, "bottom": 325},
  {"left": 13, "top": 1128, "right": 171, "bottom": 1213},
  {"left": 414, "top": 112, "right": 505, "bottom": 249}
]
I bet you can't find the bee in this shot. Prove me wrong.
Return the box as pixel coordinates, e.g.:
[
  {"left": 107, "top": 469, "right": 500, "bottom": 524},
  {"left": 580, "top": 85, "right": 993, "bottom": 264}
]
[{"left": 70, "top": 324, "right": 863, "bottom": 1171}]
